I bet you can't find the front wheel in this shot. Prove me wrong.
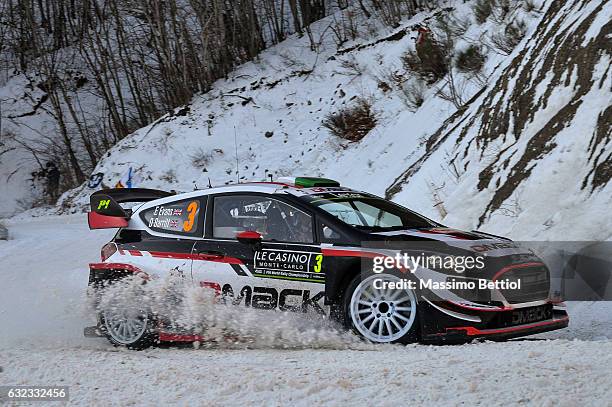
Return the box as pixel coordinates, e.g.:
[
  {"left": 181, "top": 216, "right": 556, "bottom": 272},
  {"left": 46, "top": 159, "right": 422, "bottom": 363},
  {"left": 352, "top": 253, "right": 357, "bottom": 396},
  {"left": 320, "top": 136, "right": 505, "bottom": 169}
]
[{"left": 342, "top": 273, "right": 419, "bottom": 344}]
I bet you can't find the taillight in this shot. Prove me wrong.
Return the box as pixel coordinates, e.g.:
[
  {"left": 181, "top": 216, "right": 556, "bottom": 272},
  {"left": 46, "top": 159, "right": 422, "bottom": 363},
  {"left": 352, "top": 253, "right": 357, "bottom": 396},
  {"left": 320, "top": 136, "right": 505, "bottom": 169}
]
[{"left": 101, "top": 242, "right": 118, "bottom": 262}]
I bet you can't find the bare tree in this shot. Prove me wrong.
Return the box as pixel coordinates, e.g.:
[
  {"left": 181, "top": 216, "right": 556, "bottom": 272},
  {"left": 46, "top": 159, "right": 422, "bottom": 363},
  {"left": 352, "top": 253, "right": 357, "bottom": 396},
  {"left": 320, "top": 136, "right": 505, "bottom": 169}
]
[{"left": 0, "top": 0, "right": 434, "bottom": 204}]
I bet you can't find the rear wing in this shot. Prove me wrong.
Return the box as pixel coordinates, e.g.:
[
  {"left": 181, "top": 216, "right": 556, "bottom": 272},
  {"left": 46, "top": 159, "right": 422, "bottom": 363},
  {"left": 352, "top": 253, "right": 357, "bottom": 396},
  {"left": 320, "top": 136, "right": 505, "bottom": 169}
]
[{"left": 88, "top": 188, "right": 173, "bottom": 229}]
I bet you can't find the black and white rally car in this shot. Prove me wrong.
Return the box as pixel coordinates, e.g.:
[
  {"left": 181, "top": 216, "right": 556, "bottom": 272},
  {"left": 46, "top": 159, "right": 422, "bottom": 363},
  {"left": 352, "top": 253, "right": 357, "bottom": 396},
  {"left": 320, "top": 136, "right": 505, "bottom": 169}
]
[{"left": 85, "top": 177, "right": 568, "bottom": 349}]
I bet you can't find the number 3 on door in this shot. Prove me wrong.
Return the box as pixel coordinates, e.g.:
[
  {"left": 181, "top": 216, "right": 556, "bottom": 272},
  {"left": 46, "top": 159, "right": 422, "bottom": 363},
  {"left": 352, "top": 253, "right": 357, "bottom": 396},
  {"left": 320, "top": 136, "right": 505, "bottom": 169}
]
[{"left": 314, "top": 254, "right": 323, "bottom": 273}]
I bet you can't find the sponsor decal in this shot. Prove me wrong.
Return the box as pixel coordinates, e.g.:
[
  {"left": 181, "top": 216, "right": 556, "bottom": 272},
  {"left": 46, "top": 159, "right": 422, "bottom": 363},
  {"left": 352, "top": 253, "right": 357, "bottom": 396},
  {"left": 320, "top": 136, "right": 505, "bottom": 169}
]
[
  {"left": 470, "top": 242, "right": 520, "bottom": 252},
  {"left": 308, "top": 191, "right": 368, "bottom": 202},
  {"left": 97, "top": 199, "right": 110, "bottom": 210},
  {"left": 324, "top": 192, "right": 366, "bottom": 199},
  {"left": 88, "top": 172, "right": 104, "bottom": 188},
  {"left": 511, "top": 306, "right": 552, "bottom": 325},
  {"left": 253, "top": 249, "right": 324, "bottom": 282},
  {"left": 221, "top": 284, "right": 326, "bottom": 314},
  {"left": 306, "top": 187, "right": 351, "bottom": 194}
]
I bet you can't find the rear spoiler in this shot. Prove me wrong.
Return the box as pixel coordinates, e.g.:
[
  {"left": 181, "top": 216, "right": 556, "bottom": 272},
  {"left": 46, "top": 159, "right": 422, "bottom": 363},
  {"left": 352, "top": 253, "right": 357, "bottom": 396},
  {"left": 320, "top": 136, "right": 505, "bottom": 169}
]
[{"left": 88, "top": 188, "right": 173, "bottom": 229}]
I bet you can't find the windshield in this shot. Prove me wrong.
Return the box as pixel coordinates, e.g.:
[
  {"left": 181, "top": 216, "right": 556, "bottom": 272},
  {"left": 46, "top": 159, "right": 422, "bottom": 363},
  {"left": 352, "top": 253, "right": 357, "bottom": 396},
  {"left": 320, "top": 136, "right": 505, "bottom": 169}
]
[{"left": 301, "top": 192, "right": 437, "bottom": 231}]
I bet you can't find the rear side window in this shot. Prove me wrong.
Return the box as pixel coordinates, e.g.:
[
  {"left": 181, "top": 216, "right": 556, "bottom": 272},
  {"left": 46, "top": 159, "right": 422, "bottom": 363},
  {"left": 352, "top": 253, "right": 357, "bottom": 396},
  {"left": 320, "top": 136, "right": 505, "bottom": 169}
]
[{"left": 140, "top": 197, "right": 205, "bottom": 237}]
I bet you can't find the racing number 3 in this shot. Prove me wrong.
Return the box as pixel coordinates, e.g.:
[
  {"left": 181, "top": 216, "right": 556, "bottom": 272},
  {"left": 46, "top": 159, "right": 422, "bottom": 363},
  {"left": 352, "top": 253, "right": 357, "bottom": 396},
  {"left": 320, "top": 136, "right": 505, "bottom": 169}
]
[
  {"left": 183, "top": 201, "right": 199, "bottom": 232},
  {"left": 314, "top": 254, "right": 323, "bottom": 273}
]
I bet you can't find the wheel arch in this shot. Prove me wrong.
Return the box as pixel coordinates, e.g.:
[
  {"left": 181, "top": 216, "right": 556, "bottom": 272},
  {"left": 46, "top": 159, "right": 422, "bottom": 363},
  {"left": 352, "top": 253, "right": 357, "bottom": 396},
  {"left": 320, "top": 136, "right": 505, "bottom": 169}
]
[
  {"left": 324, "top": 256, "right": 362, "bottom": 305},
  {"left": 88, "top": 262, "right": 149, "bottom": 287}
]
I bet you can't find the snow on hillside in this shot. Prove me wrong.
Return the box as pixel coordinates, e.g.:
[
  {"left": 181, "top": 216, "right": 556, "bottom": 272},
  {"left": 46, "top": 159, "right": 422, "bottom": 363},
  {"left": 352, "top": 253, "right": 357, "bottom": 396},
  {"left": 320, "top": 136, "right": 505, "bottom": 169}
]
[
  {"left": 43, "top": 0, "right": 608, "bottom": 241},
  {"left": 58, "top": 3, "right": 465, "bottom": 205},
  {"left": 1, "top": 0, "right": 609, "bottom": 242}
]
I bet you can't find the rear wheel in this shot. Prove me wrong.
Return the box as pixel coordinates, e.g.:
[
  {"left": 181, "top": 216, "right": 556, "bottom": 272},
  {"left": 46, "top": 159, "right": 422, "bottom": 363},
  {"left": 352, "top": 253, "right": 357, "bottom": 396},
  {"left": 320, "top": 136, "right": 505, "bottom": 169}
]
[
  {"left": 94, "top": 275, "right": 157, "bottom": 350},
  {"left": 101, "top": 307, "right": 157, "bottom": 350},
  {"left": 342, "top": 273, "right": 419, "bottom": 343}
]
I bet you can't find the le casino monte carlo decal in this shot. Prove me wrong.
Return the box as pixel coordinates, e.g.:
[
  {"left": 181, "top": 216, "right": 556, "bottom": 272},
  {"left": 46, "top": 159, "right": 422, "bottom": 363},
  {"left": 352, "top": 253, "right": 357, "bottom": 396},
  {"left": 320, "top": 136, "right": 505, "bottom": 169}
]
[{"left": 253, "top": 249, "right": 324, "bottom": 283}]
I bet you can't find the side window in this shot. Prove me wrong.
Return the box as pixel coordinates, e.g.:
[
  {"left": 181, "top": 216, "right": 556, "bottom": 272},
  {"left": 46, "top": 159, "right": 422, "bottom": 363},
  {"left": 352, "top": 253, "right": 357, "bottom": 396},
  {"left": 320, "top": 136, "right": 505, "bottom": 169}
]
[
  {"left": 140, "top": 197, "right": 205, "bottom": 237},
  {"left": 353, "top": 201, "right": 402, "bottom": 227},
  {"left": 213, "top": 195, "right": 313, "bottom": 243},
  {"left": 316, "top": 200, "right": 365, "bottom": 225}
]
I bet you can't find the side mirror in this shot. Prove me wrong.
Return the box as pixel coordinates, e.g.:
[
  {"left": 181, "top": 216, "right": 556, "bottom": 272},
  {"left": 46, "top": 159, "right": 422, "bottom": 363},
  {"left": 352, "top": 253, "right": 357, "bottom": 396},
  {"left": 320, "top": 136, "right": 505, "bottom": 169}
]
[{"left": 236, "top": 230, "right": 262, "bottom": 245}]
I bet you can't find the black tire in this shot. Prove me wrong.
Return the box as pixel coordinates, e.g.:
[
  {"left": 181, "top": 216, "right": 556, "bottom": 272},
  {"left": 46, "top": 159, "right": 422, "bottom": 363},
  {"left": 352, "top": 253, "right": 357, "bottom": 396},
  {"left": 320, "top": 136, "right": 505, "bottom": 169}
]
[{"left": 340, "top": 272, "right": 420, "bottom": 344}]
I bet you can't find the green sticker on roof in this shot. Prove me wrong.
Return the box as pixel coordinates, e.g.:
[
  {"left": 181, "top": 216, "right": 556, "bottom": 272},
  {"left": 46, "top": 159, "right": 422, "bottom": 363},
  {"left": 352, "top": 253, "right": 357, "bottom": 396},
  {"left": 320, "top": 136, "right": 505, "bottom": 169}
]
[{"left": 294, "top": 177, "right": 341, "bottom": 188}]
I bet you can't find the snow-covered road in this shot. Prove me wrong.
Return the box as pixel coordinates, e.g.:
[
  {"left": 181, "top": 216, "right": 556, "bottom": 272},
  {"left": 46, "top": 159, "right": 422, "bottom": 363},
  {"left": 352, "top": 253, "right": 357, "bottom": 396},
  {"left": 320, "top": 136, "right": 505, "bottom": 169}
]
[
  {"left": 4, "top": 340, "right": 612, "bottom": 406},
  {"left": 1, "top": 216, "right": 611, "bottom": 406}
]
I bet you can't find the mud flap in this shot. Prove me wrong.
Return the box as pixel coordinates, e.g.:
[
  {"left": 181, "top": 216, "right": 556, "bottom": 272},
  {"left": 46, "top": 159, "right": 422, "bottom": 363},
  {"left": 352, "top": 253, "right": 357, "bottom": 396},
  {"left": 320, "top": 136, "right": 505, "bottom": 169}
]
[{"left": 83, "top": 326, "right": 105, "bottom": 338}]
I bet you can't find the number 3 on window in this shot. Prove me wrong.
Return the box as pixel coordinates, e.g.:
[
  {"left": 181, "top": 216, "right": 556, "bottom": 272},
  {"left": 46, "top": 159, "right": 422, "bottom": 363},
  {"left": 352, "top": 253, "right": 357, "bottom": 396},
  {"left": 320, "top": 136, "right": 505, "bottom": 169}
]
[{"left": 183, "top": 201, "right": 199, "bottom": 232}]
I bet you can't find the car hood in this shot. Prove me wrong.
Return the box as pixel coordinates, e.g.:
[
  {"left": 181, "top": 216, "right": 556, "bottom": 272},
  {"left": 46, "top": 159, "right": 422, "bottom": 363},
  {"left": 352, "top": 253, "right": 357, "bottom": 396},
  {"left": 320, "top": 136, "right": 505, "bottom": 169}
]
[
  {"left": 368, "top": 227, "right": 542, "bottom": 279},
  {"left": 368, "top": 228, "right": 525, "bottom": 257}
]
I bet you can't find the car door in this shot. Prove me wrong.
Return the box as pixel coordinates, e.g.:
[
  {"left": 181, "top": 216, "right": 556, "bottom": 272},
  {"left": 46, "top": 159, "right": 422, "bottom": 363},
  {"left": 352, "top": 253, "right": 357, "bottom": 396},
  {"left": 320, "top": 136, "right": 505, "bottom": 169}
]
[
  {"left": 191, "top": 193, "right": 327, "bottom": 315},
  {"left": 125, "top": 195, "right": 206, "bottom": 280}
]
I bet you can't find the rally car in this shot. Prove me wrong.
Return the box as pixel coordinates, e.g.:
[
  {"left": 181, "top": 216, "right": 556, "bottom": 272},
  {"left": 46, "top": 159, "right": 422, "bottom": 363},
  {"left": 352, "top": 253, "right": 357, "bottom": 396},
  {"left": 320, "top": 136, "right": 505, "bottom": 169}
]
[{"left": 85, "top": 177, "right": 568, "bottom": 349}]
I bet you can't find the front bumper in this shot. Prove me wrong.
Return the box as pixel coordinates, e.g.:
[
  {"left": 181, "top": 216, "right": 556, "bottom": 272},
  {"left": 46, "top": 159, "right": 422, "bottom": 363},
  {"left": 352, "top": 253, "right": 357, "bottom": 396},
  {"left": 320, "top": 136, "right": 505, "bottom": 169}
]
[{"left": 421, "top": 302, "right": 569, "bottom": 343}]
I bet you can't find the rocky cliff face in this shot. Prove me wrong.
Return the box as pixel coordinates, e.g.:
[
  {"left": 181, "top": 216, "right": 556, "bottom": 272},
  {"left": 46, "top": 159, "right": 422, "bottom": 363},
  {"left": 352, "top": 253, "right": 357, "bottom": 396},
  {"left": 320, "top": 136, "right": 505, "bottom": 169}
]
[{"left": 388, "top": 0, "right": 611, "bottom": 239}]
